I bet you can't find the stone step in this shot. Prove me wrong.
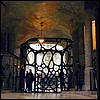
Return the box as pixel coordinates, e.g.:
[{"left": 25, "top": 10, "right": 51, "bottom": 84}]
[{"left": 61, "top": 91, "right": 97, "bottom": 97}]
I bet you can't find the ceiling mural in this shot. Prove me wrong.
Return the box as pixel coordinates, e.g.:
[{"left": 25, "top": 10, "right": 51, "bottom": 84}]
[{"left": 1, "top": 1, "right": 85, "bottom": 46}]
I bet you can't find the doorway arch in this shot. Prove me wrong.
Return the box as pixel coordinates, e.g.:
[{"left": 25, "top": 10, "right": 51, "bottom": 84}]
[{"left": 21, "top": 38, "right": 73, "bottom": 93}]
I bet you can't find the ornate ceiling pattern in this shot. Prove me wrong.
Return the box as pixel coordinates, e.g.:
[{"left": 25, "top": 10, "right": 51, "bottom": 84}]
[{"left": 2, "top": 1, "right": 86, "bottom": 46}]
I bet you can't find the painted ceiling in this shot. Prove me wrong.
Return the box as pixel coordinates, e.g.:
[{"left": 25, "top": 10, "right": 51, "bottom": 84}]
[{"left": 2, "top": 1, "right": 85, "bottom": 46}]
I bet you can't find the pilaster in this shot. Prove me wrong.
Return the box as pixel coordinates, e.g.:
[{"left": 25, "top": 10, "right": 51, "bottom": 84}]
[{"left": 84, "top": 9, "right": 93, "bottom": 90}]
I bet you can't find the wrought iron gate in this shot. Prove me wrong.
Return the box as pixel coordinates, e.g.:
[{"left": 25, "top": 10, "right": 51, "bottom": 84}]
[{"left": 21, "top": 38, "right": 73, "bottom": 93}]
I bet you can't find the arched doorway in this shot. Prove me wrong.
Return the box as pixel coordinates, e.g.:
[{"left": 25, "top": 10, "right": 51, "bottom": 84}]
[{"left": 21, "top": 38, "right": 73, "bottom": 93}]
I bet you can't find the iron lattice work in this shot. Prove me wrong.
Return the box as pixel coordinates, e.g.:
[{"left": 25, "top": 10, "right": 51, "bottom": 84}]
[{"left": 21, "top": 38, "right": 73, "bottom": 93}]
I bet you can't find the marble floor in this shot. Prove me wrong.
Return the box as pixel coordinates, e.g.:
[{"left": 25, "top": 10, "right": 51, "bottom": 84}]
[{"left": 1, "top": 90, "right": 97, "bottom": 99}]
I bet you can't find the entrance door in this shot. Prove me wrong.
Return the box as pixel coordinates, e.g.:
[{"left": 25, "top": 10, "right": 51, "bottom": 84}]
[
  {"left": 35, "top": 50, "right": 62, "bottom": 93},
  {"left": 22, "top": 38, "right": 73, "bottom": 93}
]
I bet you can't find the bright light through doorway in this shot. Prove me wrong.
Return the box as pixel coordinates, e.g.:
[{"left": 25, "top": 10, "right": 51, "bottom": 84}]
[{"left": 25, "top": 43, "right": 64, "bottom": 91}]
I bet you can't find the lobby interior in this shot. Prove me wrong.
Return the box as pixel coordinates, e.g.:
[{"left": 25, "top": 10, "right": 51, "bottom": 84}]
[{"left": 1, "top": 1, "right": 99, "bottom": 99}]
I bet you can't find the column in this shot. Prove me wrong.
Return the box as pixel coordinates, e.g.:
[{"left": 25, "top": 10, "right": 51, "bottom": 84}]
[
  {"left": 72, "top": 29, "right": 79, "bottom": 89},
  {"left": 95, "top": 7, "right": 99, "bottom": 98},
  {"left": 84, "top": 9, "right": 94, "bottom": 90}
]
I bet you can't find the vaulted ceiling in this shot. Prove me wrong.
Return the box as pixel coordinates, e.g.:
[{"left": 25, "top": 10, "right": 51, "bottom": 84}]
[{"left": 1, "top": 1, "right": 98, "bottom": 46}]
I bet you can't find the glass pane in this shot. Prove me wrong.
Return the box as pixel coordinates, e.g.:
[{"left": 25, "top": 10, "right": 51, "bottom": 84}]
[
  {"left": 53, "top": 53, "right": 61, "bottom": 65},
  {"left": 36, "top": 53, "right": 43, "bottom": 66},
  {"left": 44, "top": 51, "right": 52, "bottom": 66},
  {"left": 27, "top": 51, "right": 35, "bottom": 64}
]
